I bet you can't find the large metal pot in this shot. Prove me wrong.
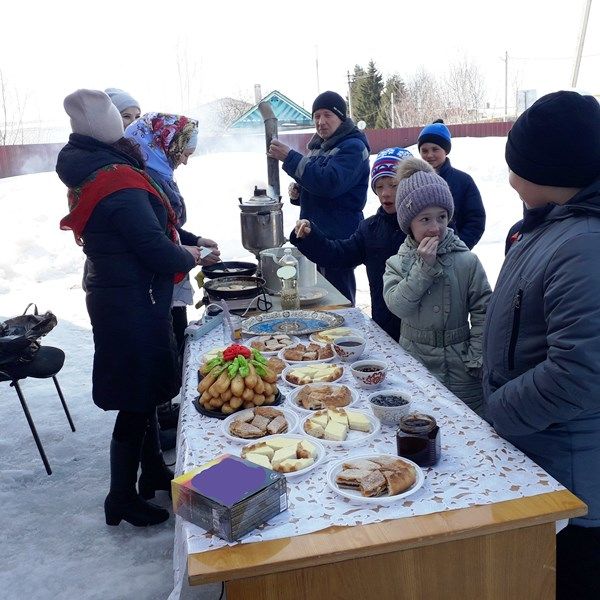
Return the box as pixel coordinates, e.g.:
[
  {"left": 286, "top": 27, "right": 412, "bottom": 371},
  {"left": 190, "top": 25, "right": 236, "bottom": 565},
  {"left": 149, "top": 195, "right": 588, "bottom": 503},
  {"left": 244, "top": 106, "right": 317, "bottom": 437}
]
[
  {"left": 239, "top": 187, "right": 285, "bottom": 258},
  {"left": 259, "top": 247, "right": 318, "bottom": 294}
]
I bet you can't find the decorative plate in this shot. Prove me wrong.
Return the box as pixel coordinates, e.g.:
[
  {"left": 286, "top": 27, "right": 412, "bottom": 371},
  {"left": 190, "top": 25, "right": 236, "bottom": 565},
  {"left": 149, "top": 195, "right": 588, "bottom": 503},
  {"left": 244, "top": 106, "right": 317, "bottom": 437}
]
[
  {"left": 242, "top": 310, "right": 344, "bottom": 336},
  {"left": 221, "top": 406, "right": 299, "bottom": 443},
  {"left": 326, "top": 453, "right": 425, "bottom": 504}
]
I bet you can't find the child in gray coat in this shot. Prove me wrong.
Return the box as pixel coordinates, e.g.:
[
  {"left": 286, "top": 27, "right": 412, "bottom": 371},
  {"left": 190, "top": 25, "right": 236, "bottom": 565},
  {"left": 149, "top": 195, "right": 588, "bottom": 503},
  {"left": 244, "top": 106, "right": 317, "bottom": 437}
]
[{"left": 383, "top": 158, "right": 491, "bottom": 415}]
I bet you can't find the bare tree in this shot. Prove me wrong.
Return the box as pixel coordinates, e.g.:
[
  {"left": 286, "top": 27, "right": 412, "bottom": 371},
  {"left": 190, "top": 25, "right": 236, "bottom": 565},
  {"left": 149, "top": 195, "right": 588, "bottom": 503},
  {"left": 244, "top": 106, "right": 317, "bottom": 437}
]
[
  {"left": 0, "top": 70, "right": 28, "bottom": 145},
  {"left": 394, "top": 68, "right": 446, "bottom": 126},
  {"left": 443, "top": 57, "right": 487, "bottom": 122}
]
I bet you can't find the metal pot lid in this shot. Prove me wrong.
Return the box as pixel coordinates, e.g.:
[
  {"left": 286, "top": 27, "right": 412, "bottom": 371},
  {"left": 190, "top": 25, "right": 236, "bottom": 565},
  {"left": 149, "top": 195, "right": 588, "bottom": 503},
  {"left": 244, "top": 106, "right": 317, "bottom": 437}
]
[{"left": 241, "top": 186, "right": 279, "bottom": 205}]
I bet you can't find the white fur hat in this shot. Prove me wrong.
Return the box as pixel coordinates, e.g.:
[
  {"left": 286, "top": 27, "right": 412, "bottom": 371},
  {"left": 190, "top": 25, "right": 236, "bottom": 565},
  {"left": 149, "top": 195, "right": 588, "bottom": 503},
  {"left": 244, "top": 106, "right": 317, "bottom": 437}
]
[{"left": 63, "top": 89, "right": 124, "bottom": 144}]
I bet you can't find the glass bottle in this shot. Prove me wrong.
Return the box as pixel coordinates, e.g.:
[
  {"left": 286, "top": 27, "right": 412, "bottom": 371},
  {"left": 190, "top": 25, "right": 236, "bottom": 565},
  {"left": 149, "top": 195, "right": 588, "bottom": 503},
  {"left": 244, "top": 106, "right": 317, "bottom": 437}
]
[
  {"left": 277, "top": 249, "right": 300, "bottom": 310},
  {"left": 396, "top": 413, "right": 441, "bottom": 467}
]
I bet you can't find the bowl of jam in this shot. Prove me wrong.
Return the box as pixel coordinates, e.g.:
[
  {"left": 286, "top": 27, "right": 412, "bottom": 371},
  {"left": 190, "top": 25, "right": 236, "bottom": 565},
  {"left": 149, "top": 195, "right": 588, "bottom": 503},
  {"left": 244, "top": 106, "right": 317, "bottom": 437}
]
[
  {"left": 349, "top": 359, "right": 387, "bottom": 389},
  {"left": 367, "top": 388, "right": 412, "bottom": 424},
  {"left": 333, "top": 335, "right": 366, "bottom": 362}
]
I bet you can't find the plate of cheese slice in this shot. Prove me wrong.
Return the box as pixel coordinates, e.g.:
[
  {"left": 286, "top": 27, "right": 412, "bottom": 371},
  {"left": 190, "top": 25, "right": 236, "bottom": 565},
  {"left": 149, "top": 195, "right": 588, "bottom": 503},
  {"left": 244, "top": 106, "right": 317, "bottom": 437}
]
[
  {"left": 310, "top": 327, "right": 360, "bottom": 344},
  {"left": 282, "top": 363, "right": 344, "bottom": 387},
  {"left": 240, "top": 434, "right": 326, "bottom": 478},
  {"left": 301, "top": 408, "right": 380, "bottom": 446},
  {"left": 221, "top": 406, "right": 299, "bottom": 443},
  {"left": 326, "top": 454, "right": 424, "bottom": 504}
]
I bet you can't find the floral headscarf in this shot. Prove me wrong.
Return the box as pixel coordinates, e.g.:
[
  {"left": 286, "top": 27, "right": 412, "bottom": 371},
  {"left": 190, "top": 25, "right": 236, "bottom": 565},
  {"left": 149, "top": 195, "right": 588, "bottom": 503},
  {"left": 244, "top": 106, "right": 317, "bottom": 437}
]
[{"left": 124, "top": 113, "right": 198, "bottom": 179}]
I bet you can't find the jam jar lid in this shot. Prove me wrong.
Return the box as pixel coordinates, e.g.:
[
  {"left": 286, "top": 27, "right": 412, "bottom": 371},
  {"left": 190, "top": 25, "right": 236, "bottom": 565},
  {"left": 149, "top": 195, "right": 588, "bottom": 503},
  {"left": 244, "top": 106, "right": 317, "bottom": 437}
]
[{"left": 399, "top": 413, "right": 437, "bottom": 435}]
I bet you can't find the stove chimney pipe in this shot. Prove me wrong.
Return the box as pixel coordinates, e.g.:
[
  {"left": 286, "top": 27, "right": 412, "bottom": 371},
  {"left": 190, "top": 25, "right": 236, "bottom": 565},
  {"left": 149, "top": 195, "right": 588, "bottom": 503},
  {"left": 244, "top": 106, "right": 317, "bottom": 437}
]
[{"left": 258, "top": 100, "right": 281, "bottom": 199}]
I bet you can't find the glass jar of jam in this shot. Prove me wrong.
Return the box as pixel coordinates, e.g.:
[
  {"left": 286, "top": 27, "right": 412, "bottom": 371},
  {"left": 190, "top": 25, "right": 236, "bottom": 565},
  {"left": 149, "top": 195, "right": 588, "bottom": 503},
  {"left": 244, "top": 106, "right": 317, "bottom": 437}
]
[{"left": 396, "top": 413, "right": 441, "bottom": 467}]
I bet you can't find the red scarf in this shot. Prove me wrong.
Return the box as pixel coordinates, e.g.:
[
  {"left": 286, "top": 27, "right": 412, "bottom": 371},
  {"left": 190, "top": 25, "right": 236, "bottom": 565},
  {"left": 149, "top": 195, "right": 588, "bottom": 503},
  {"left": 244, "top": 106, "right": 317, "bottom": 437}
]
[{"left": 60, "top": 163, "right": 185, "bottom": 283}]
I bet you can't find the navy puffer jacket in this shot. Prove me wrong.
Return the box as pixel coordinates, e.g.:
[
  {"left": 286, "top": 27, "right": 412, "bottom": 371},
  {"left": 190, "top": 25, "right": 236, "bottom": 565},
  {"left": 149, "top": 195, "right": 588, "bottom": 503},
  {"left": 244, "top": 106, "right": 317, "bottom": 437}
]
[
  {"left": 483, "top": 180, "right": 600, "bottom": 526},
  {"left": 283, "top": 119, "right": 370, "bottom": 240},
  {"left": 290, "top": 207, "right": 405, "bottom": 339},
  {"left": 437, "top": 159, "right": 485, "bottom": 249}
]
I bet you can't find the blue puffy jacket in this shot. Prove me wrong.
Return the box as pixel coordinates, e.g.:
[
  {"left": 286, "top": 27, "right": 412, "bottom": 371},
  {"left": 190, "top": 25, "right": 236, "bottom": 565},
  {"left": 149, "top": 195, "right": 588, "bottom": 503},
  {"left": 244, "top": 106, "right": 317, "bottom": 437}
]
[
  {"left": 290, "top": 208, "right": 405, "bottom": 339},
  {"left": 283, "top": 119, "right": 370, "bottom": 240},
  {"left": 483, "top": 180, "right": 600, "bottom": 526},
  {"left": 437, "top": 159, "right": 485, "bottom": 249}
]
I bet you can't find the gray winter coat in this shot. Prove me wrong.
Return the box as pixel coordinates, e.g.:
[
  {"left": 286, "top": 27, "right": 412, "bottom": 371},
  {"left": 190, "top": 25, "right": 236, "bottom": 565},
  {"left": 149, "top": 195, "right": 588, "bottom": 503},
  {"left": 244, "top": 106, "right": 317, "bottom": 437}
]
[
  {"left": 383, "top": 229, "right": 491, "bottom": 414},
  {"left": 483, "top": 181, "right": 600, "bottom": 527}
]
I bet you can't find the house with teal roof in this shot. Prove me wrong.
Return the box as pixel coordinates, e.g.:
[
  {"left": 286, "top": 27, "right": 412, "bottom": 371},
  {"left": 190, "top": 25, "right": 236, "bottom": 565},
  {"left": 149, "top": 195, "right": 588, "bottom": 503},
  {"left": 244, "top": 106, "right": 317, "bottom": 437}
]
[{"left": 230, "top": 90, "right": 312, "bottom": 130}]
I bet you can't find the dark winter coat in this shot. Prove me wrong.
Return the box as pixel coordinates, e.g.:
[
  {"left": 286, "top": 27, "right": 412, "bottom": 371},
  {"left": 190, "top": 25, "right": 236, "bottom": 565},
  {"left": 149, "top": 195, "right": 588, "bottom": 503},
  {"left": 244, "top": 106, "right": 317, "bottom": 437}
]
[
  {"left": 290, "top": 207, "right": 406, "bottom": 339},
  {"left": 56, "top": 134, "right": 196, "bottom": 413},
  {"left": 146, "top": 166, "right": 199, "bottom": 306},
  {"left": 283, "top": 118, "right": 370, "bottom": 240},
  {"left": 483, "top": 180, "right": 600, "bottom": 526},
  {"left": 437, "top": 159, "right": 485, "bottom": 249}
]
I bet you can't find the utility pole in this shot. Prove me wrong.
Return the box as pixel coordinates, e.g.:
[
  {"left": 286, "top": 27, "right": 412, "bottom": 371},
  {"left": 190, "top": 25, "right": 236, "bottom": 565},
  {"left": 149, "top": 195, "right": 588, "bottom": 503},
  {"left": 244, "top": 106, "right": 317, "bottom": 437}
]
[
  {"left": 391, "top": 92, "right": 395, "bottom": 128},
  {"left": 572, "top": 0, "right": 592, "bottom": 87},
  {"left": 347, "top": 70, "right": 353, "bottom": 120},
  {"left": 504, "top": 51, "right": 508, "bottom": 122},
  {"left": 315, "top": 45, "right": 320, "bottom": 94}
]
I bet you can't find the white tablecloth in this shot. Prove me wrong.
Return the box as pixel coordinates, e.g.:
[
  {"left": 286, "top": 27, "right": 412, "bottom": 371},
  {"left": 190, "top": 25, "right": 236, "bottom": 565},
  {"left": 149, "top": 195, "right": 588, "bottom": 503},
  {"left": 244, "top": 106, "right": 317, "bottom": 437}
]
[{"left": 171, "top": 308, "right": 563, "bottom": 596}]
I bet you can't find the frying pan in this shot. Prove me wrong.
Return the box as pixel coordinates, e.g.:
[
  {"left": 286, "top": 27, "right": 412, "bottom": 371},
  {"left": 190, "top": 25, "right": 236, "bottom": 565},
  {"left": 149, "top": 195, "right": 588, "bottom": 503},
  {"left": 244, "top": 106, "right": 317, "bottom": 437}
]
[
  {"left": 202, "top": 261, "right": 257, "bottom": 279},
  {"left": 204, "top": 275, "right": 266, "bottom": 300}
]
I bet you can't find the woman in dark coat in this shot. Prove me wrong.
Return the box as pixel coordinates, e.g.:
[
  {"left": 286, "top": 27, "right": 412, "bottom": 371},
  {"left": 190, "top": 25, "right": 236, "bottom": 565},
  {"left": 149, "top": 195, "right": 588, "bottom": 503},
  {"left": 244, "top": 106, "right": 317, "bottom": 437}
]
[{"left": 56, "top": 89, "right": 201, "bottom": 527}]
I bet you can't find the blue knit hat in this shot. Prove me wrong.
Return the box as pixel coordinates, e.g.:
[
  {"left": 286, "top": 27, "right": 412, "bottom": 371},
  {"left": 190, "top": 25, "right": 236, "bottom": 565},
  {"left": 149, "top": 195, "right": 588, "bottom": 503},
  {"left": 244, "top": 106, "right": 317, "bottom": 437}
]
[
  {"left": 370, "top": 147, "right": 413, "bottom": 192},
  {"left": 418, "top": 119, "right": 452, "bottom": 154}
]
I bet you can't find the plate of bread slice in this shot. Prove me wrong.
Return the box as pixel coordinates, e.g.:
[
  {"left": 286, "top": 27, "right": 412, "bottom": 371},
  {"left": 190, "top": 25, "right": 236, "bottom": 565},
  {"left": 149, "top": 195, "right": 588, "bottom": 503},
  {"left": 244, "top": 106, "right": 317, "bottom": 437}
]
[
  {"left": 278, "top": 341, "right": 335, "bottom": 364},
  {"left": 221, "top": 406, "right": 299, "bottom": 443},
  {"left": 246, "top": 334, "right": 301, "bottom": 356},
  {"left": 287, "top": 383, "right": 358, "bottom": 413},
  {"left": 282, "top": 363, "right": 344, "bottom": 386},
  {"left": 327, "top": 454, "right": 424, "bottom": 503},
  {"left": 301, "top": 408, "right": 380, "bottom": 446},
  {"left": 240, "top": 434, "right": 326, "bottom": 478}
]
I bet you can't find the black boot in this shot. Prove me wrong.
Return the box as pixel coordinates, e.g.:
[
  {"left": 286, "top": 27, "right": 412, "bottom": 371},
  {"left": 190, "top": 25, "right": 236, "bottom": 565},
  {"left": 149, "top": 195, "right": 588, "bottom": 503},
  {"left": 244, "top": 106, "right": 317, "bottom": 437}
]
[
  {"left": 105, "top": 438, "right": 169, "bottom": 527},
  {"left": 138, "top": 414, "right": 174, "bottom": 500}
]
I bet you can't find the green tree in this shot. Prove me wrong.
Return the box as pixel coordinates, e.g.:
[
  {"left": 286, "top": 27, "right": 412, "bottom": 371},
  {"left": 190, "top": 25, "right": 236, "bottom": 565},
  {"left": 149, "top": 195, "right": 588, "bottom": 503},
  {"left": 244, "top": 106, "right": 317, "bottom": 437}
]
[
  {"left": 350, "top": 60, "right": 383, "bottom": 128},
  {"left": 376, "top": 74, "right": 406, "bottom": 129}
]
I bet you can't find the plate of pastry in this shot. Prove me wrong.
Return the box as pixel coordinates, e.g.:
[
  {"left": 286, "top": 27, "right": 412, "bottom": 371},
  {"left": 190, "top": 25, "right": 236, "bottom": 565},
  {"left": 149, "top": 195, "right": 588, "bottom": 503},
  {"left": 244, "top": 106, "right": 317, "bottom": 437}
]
[
  {"left": 246, "top": 334, "right": 301, "bottom": 356},
  {"left": 287, "top": 383, "right": 358, "bottom": 414},
  {"left": 310, "top": 327, "right": 360, "bottom": 344},
  {"left": 240, "top": 434, "right": 326, "bottom": 478},
  {"left": 326, "top": 454, "right": 424, "bottom": 504},
  {"left": 301, "top": 408, "right": 380, "bottom": 446},
  {"left": 282, "top": 363, "right": 344, "bottom": 387},
  {"left": 277, "top": 341, "right": 335, "bottom": 364},
  {"left": 221, "top": 406, "right": 299, "bottom": 443}
]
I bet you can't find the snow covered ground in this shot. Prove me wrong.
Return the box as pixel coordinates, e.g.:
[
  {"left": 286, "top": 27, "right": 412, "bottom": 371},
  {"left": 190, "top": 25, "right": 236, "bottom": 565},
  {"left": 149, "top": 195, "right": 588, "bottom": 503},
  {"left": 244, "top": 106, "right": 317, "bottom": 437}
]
[{"left": 0, "top": 137, "right": 523, "bottom": 599}]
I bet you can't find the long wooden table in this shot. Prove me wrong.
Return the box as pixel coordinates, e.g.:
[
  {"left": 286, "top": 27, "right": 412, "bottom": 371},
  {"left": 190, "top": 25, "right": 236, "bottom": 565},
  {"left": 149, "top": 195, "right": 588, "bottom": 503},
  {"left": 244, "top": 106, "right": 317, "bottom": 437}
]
[
  {"left": 188, "top": 489, "right": 584, "bottom": 599},
  {"left": 179, "top": 307, "right": 586, "bottom": 599}
]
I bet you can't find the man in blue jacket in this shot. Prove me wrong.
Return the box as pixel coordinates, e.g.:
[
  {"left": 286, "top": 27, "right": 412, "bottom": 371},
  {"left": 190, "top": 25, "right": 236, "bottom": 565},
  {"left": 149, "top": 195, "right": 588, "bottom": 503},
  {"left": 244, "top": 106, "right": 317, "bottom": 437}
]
[
  {"left": 483, "top": 91, "right": 600, "bottom": 600},
  {"left": 418, "top": 120, "right": 485, "bottom": 249},
  {"left": 268, "top": 91, "right": 370, "bottom": 304}
]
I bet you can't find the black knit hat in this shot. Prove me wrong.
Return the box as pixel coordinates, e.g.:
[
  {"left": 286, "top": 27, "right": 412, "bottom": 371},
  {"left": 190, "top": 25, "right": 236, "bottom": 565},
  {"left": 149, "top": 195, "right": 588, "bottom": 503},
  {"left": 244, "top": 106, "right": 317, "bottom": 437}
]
[
  {"left": 505, "top": 90, "right": 600, "bottom": 187},
  {"left": 312, "top": 91, "right": 347, "bottom": 121}
]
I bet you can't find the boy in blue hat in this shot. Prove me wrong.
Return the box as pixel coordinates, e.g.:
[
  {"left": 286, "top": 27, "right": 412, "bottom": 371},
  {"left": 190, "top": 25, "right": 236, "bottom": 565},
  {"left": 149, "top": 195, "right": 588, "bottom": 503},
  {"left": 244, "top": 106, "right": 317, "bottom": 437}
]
[
  {"left": 418, "top": 119, "right": 486, "bottom": 249},
  {"left": 291, "top": 147, "right": 412, "bottom": 339}
]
